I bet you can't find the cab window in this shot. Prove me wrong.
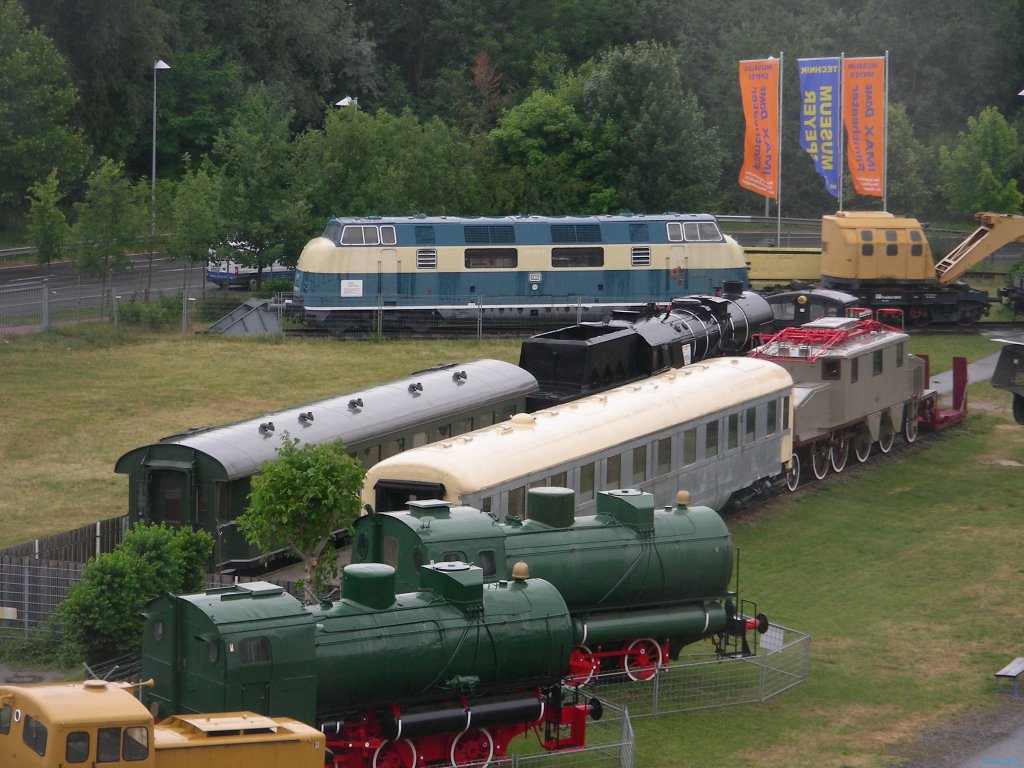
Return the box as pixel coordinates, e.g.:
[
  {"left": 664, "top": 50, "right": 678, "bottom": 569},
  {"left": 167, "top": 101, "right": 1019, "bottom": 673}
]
[
  {"left": 23, "top": 715, "right": 47, "bottom": 756},
  {"left": 66, "top": 731, "right": 90, "bottom": 763}
]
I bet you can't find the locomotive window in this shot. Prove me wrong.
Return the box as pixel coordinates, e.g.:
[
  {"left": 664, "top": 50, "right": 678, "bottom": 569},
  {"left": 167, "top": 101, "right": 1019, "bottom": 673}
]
[
  {"left": 23, "top": 715, "right": 47, "bottom": 756},
  {"left": 322, "top": 221, "right": 343, "bottom": 243},
  {"left": 97, "top": 727, "right": 119, "bottom": 762},
  {"left": 656, "top": 437, "right": 671, "bottom": 475},
  {"left": 579, "top": 463, "right": 595, "bottom": 502},
  {"left": 413, "top": 547, "right": 424, "bottom": 571},
  {"left": 823, "top": 360, "right": 841, "bottom": 380},
  {"left": 508, "top": 487, "right": 526, "bottom": 518},
  {"left": 885, "top": 230, "right": 898, "bottom": 241},
  {"left": 766, "top": 401, "right": 778, "bottom": 435},
  {"left": 683, "top": 429, "right": 697, "bottom": 465},
  {"left": 123, "top": 727, "right": 149, "bottom": 761},
  {"left": 631, "top": 246, "right": 652, "bottom": 266},
  {"left": 745, "top": 407, "right": 757, "bottom": 442},
  {"left": 886, "top": 244, "right": 898, "bottom": 256},
  {"left": 896, "top": 342, "right": 905, "bottom": 367},
  {"left": 683, "top": 221, "right": 722, "bottom": 241},
  {"left": 632, "top": 446, "right": 646, "bottom": 483},
  {"left": 240, "top": 637, "right": 271, "bottom": 664},
  {"left": 873, "top": 350, "right": 884, "bottom": 376},
  {"left": 66, "top": 731, "right": 89, "bottom": 763},
  {"left": 851, "top": 357, "right": 860, "bottom": 383},
  {"left": 442, "top": 551, "right": 466, "bottom": 562},
  {"left": 549, "top": 471, "right": 567, "bottom": 487},
  {"left": 727, "top": 413, "right": 739, "bottom": 450},
  {"left": 386, "top": 437, "right": 404, "bottom": 457},
  {"left": 481, "top": 497, "right": 493, "bottom": 516},
  {"left": 465, "top": 248, "right": 518, "bottom": 268},
  {"left": 705, "top": 421, "right": 720, "bottom": 457},
  {"left": 430, "top": 424, "right": 452, "bottom": 441},
  {"left": 910, "top": 231, "right": 924, "bottom": 256},
  {"left": 477, "top": 413, "right": 494, "bottom": 428},
  {"left": 341, "top": 225, "right": 379, "bottom": 245},
  {"left": 362, "top": 444, "right": 380, "bottom": 469},
  {"left": 606, "top": 454, "right": 621, "bottom": 487},
  {"left": 667, "top": 222, "right": 684, "bottom": 241},
  {"left": 207, "top": 640, "right": 219, "bottom": 663},
  {"left": 455, "top": 417, "right": 474, "bottom": 435},
  {"left": 860, "top": 229, "right": 874, "bottom": 256},
  {"left": 783, "top": 396, "right": 791, "bottom": 430},
  {"left": 152, "top": 621, "right": 163, "bottom": 643},
  {"left": 412, "top": 431, "right": 428, "bottom": 448},
  {"left": 356, "top": 532, "right": 368, "bottom": 559},
  {"left": 551, "top": 247, "right": 604, "bottom": 268},
  {"left": 0, "top": 703, "right": 10, "bottom": 734},
  {"left": 381, "top": 226, "right": 397, "bottom": 245},
  {"left": 477, "top": 550, "right": 497, "bottom": 577}
]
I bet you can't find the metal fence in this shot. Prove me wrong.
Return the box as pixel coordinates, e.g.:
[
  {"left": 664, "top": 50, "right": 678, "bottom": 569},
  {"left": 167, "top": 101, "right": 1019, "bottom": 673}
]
[
  {"left": 571, "top": 623, "right": 810, "bottom": 718},
  {"left": 498, "top": 699, "right": 633, "bottom": 768},
  {"left": 0, "top": 515, "right": 130, "bottom": 562}
]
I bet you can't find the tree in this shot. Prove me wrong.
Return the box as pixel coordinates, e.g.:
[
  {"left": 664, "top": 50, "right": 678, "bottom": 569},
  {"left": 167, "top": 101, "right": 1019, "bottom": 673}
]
[
  {"left": 71, "top": 158, "right": 145, "bottom": 316},
  {"left": 213, "top": 84, "right": 309, "bottom": 281},
  {"left": 168, "top": 158, "right": 225, "bottom": 293},
  {"left": 939, "top": 107, "right": 1024, "bottom": 216},
  {"left": 56, "top": 524, "right": 212, "bottom": 664},
  {"left": 238, "top": 436, "right": 365, "bottom": 602},
  {"left": 0, "top": 0, "right": 88, "bottom": 220},
  {"left": 25, "top": 169, "right": 70, "bottom": 273}
]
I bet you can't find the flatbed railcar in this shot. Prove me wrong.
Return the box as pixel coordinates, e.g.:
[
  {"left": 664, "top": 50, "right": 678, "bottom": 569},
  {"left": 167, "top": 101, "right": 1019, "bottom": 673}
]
[
  {"left": 292, "top": 213, "right": 749, "bottom": 334},
  {"left": 114, "top": 359, "right": 536, "bottom": 571}
]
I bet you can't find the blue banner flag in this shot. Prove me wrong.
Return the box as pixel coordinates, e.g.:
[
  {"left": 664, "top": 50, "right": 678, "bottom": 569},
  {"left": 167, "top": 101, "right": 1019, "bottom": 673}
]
[{"left": 797, "top": 57, "right": 841, "bottom": 198}]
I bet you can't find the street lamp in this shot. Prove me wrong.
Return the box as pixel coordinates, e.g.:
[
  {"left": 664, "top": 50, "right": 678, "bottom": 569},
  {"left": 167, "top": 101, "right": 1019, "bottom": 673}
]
[{"left": 151, "top": 59, "right": 171, "bottom": 239}]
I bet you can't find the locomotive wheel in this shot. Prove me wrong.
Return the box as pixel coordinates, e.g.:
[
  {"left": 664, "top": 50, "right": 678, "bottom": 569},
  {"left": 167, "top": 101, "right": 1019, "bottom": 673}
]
[
  {"left": 877, "top": 418, "right": 896, "bottom": 454},
  {"left": 450, "top": 728, "right": 494, "bottom": 768},
  {"left": 903, "top": 412, "right": 919, "bottom": 443},
  {"left": 908, "top": 306, "right": 931, "bottom": 326},
  {"left": 957, "top": 309, "right": 981, "bottom": 327},
  {"left": 853, "top": 428, "right": 872, "bottom": 463},
  {"left": 785, "top": 452, "right": 801, "bottom": 492},
  {"left": 623, "top": 637, "right": 663, "bottom": 682},
  {"left": 373, "top": 739, "right": 417, "bottom": 768},
  {"left": 568, "top": 645, "right": 598, "bottom": 687},
  {"left": 811, "top": 442, "right": 830, "bottom": 480},
  {"left": 829, "top": 433, "right": 849, "bottom": 473}
]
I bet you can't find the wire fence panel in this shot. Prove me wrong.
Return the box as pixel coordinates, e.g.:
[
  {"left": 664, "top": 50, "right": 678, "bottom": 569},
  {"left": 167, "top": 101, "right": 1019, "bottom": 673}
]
[
  {"left": 497, "top": 699, "right": 633, "bottom": 768},
  {"left": 0, "top": 557, "right": 84, "bottom": 642},
  {"left": 571, "top": 624, "right": 810, "bottom": 718}
]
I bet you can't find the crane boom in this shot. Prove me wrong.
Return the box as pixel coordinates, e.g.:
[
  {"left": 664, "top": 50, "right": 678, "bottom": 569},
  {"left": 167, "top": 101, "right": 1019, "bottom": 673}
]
[{"left": 934, "top": 212, "right": 1024, "bottom": 284}]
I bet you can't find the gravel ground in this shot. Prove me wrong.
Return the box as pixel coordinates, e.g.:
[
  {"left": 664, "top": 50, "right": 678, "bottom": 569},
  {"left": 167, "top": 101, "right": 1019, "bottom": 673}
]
[{"left": 896, "top": 696, "right": 1024, "bottom": 767}]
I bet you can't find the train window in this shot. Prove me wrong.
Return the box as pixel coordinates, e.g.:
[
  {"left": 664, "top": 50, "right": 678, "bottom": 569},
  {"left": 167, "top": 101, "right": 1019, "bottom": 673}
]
[
  {"left": 683, "top": 221, "right": 722, "bottom": 241},
  {"left": 362, "top": 444, "right": 380, "bottom": 469},
  {"left": 23, "top": 716, "right": 47, "bottom": 756},
  {"left": 683, "top": 429, "right": 697, "bottom": 465},
  {"left": 481, "top": 497, "right": 493, "bottom": 516},
  {"left": 727, "top": 413, "right": 739, "bottom": 450},
  {"left": 706, "top": 421, "right": 720, "bottom": 457},
  {"left": 860, "top": 229, "right": 874, "bottom": 256},
  {"left": 322, "top": 221, "right": 343, "bottom": 243},
  {"left": 381, "top": 226, "right": 397, "bottom": 245},
  {"left": 873, "top": 350, "right": 884, "bottom": 376},
  {"left": 886, "top": 244, "right": 898, "bottom": 256},
  {"left": 430, "top": 424, "right": 452, "bottom": 441},
  {"left": 477, "top": 413, "right": 494, "bottom": 428},
  {"left": 851, "top": 357, "right": 860, "bottom": 383},
  {"left": 442, "top": 551, "right": 466, "bottom": 562},
  {"left": 152, "top": 621, "right": 163, "bottom": 643},
  {"left": 551, "top": 247, "right": 604, "bottom": 268},
  {"left": 0, "top": 703, "right": 10, "bottom": 734},
  {"left": 632, "top": 445, "right": 647, "bottom": 483},
  {"left": 97, "top": 727, "right": 119, "bottom": 762},
  {"left": 745, "top": 407, "right": 757, "bottom": 442},
  {"left": 549, "top": 470, "right": 567, "bottom": 487},
  {"left": 607, "top": 454, "right": 621, "bottom": 487},
  {"left": 766, "top": 401, "right": 778, "bottom": 435},
  {"left": 416, "top": 249, "right": 438, "bottom": 269},
  {"left": 667, "top": 222, "right": 684, "bottom": 241},
  {"left": 631, "top": 246, "right": 652, "bottom": 266},
  {"left": 386, "top": 437, "right": 405, "bottom": 457},
  {"left": 465, "top": 248, "right": 518, "bottom": 268},
  {"left": 783, "top": 396, "right": 791, "bottom": 430},
  {"left": 656, "top": 437, "right": 671, "bottom": 475},
  {"left": 508, "top": 487, "right": 526, "bottom": 518},
  {"left": 66, "top": 731, "right": 89, "bottom": 763},
  {"left": 579, "top": 464, "right": 595, "bottom": 502},
  {"left": 897, "top": 342, "right": 905, "bottom": 367},
  {"left": 455, "top": 417, "right": 474, "bottom": 435},
  {"left": 910, "top": 230, "right": 924, "bottom": 256},
  {"left": 412, "top": 431, "right": 428, "bottom": 448},
  {"left": 123, "top": 727, "right": 149, "bottom": 761},
  {"left": 478, "top": 550, "right": 497, "bottom": 577},
  {"left": 240, "top": 637, "right": 271, "bottom": 664},
  {"left": 207, "top": 640, "right": 219, "bottom": 663},
  {"left": 823, "top": 360, "right": 841, "bottom": 380},
  {"left": 342, "top": 225, "right": 380, "bottom": 245}
]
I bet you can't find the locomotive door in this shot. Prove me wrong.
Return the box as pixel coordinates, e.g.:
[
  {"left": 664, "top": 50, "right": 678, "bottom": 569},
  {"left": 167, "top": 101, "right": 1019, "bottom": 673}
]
[
  {"left": 669, "top": 246, "right": 689, "bottom": 292},
  {"left": 376, "top": 249, "right": 399, "bottom": 302}
]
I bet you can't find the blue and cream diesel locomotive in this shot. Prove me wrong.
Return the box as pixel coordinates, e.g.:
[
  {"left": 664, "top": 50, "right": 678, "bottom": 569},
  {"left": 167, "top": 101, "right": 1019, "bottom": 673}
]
[{"left": 292, "top": 213, "right": 750, "bottom": 333}]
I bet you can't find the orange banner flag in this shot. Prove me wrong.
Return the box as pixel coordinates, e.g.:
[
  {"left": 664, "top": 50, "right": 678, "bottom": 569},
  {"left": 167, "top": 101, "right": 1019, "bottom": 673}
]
[
  {"left": 842, "top": 57, "right": 885, "bottom": 197},
  {"left": 738, "top": 58, "right": 780, "bottom": 199}
]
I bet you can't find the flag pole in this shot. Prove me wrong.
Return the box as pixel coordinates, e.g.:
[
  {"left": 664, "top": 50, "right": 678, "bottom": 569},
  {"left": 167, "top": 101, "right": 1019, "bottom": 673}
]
[
  {"left": 777, "top": 51, "right": 783, "bottom": 245},
  {"left": 883, "top": 50, "right": 889, "bottom": 211},
  {"left": 838, "top": 52, "right": 845, "bottom": 212}
]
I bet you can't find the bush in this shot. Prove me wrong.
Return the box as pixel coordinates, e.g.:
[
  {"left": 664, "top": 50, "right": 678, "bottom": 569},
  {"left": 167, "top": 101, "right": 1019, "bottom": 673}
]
[
  {"left": 114, "top": 295, "right": 181, "bottom": 327},
  {"left": 55, "top": 524, "right": 212, "bottom": 664}
]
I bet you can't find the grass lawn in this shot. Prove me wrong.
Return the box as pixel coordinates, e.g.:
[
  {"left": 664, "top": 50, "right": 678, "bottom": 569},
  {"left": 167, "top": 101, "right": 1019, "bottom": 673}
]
[{"left": 1, "top": 326, "right": 1018, "bottom": 767}]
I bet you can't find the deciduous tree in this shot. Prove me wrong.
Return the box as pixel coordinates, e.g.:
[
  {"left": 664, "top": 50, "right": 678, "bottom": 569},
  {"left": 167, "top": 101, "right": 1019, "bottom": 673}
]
[
  {"left": 26, "top": 170, "right": 70, "bottom": 274},
  {"left": 939, "top": 107, "right": 1024, "bottom": 216}
]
